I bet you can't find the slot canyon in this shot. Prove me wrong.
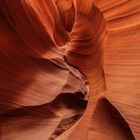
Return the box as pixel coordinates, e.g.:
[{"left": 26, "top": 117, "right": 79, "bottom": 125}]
[{"left": 0, "top": 0, "right": 140, "bottom": 140}]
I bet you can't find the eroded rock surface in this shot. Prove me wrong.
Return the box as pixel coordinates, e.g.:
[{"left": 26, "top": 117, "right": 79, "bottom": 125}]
[{"left": 0, "top": 0, "right": 140, "bottom": 139}]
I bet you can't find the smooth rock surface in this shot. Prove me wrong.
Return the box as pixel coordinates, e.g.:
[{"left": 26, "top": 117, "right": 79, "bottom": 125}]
[{"left": 0, "top": 0, "right": 140, "bottom": 139}]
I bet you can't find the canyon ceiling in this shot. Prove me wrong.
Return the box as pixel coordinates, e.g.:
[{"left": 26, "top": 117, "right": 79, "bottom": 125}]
[{"left": 0, "top": 0, "right": 140, "bottom": 140}]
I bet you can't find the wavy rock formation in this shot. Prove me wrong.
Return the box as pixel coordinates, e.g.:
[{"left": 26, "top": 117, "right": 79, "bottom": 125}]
[{"left": 0, "top": 0, "right": 140, "bottom": 140}]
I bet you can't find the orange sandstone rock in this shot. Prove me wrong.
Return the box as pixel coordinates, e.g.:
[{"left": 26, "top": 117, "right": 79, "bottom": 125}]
[{"left": 0, "top": 0, "right": 140, "bottom": 140}]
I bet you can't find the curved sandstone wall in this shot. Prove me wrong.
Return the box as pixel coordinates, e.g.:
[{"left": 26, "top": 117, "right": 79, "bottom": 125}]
[{"left": 0, "top": 0, "right": 140, "bottom": 140}]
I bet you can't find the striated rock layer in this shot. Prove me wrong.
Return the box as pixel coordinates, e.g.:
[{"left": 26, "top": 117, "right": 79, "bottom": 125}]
[{"left": 0, "top": 0, "right": 140, "bottom": 140}]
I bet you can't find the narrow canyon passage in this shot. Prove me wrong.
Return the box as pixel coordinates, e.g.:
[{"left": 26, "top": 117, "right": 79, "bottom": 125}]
[{"left": 0, "top": 0, "right": 140, "bottom": 140}]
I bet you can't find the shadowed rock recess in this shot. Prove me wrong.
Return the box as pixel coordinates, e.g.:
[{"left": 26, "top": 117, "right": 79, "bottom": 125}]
[{"left": 0, "top": 0, "right": 139, "bottom": 140}]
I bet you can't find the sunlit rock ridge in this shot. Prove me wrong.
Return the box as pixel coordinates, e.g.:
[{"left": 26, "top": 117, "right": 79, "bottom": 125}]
[{"left": 0, "top": 0, "right": 140, "bottom": 140}]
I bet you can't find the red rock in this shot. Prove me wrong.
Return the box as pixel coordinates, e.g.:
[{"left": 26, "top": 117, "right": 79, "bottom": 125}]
[{"left": 0, "top": 0, "right": 140, "bottom": 139}]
